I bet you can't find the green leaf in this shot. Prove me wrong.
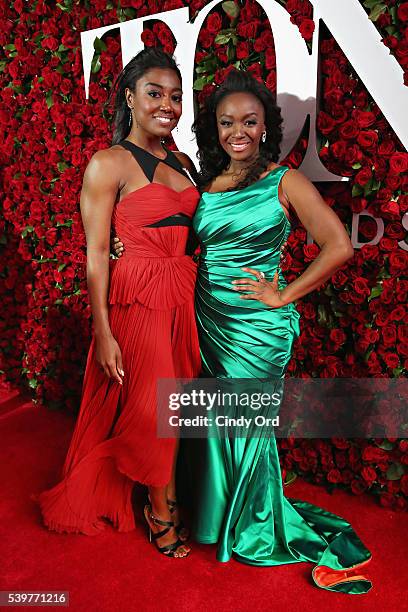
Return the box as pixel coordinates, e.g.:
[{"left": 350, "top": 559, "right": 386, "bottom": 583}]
[
  {"left": 4, "top": 44, "right": 16, "bottom": 51},
  {"left": 45, "top": 90, "right": 53, "bottom": 109},
  {"left": 352, "top": 184, "right": 363, "bottom": 197},
  {"left": 193, "top": 75, "right": 211, "bottom": 91},
  {"left": 91, "top": 55, "right": 101, "bottom": 74},
  {"left": 283, "top": 471, "right": 297, "bottom": 486},
  {"left": 222, "top": 1, "right": 240, "bottom": 19},
  {"left": 93, "top": 36, "right": 107, "bottom": 53},
  {"left": 386, "top": 462, "right": 405, "bottom": 481},
  {"left": 363, "top": 0, "right": 381, "bottom": 9},
  {"left": 368, "top": 285, "right": 383, "bottom": 301},
  {"left": 352, "top": 162, "right": 362, "bottom": 170},
  {"left": 317, "top": 304, "right": 327, "bottom": 326},
  {"left": 21, "top": 225, "right": 34, "bottom": 238},
  {"left": 56, "top": 2, "right": 71, "bottom": 12},
  {"left": 227, "top": 41, "right": 236, "bottom": 62},
  {"left": 369, "top": 3, "right": 386, "bottom": 21},
  {"left": 57, "top": 161, "right": 68, "bottom": 172},
  {"left": 385, "top": 25, "right": 398, "bottom": 36},
  {"left": 215, "top": 34, "right": 231, "bottom": 45},
  {"left": 58, "top": 263, "right": 67, "bottom": 272},
  {"left": 375, "top": 440, "right": 394, "bottom": 450},
  {"left": 0, "top": 61, "right": 6, "bottom": 73},
  {"left": 124, "top": 8, "right": 137, "bottom": 18},
  {"left": 28, "top": 378, "right": 38, "bottom": 389}
]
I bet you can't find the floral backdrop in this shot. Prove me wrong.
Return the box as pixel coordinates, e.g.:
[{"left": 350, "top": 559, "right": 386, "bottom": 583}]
[{"left": 0, "top": 0, "right": 407, "bottom": 510}]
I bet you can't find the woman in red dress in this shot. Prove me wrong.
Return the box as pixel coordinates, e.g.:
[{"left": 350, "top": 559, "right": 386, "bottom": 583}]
[{"left": 37, "top": 49, "right": 201, "bottom": 558}]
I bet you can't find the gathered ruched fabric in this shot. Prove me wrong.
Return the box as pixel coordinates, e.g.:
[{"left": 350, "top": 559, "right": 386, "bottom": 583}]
[
  {"left": 37, "top": 184, "right": 201, "bottom": 535},
  {"left": 192, "top": 169, "right": 372, "bottom": 593}
]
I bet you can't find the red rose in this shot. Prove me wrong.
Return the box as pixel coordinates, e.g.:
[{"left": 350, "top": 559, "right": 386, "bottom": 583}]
[
  {"left": 361, "top": 466, "right": 377, "bottom": 483},
  {"left": 141, "top": 29, "right": 156, "bottom": 47},
  {"left": 317, "top": 112, "right": 336, "bottom": 135},
  {"left": 303, "top": 243, "right": 320, "bottom": 262},
  {"left": 381, "top": 325, "right": 397, "bottom": 346},
  {"left": 206, "top": 13, "right": 222, "bottom": 34},
  {"left": 299, "top": 18, "right": 315, "bottom": 41},
  {"left": 389, "top": 152, "right": 408, "bottom": 174},
  {"left": 198, "top": 28, "right": 214, "bottom": 49},
  {"left": 378, "top": 140, "right": 395, "bottom": 156},
  {"left": 383, "top": 353, "right": 400, "bottom": 369},
  {"left": 362, "top": 446, "right": 389, "bottom": 462},
  {"left": 357, "top": 130, "right": 378, "bottom": 149},
  {"left": 327, "top": 469, "right": 342, "bottom": 483},
  {"left": 265, "top": 48, "right": 276, "bottom": 70},
  {"left": 398, "top": 2, "right": 408, "bottom": 22},
  {"left": 354, "top": 110, "right": 376, "bottom": 128},
  {"left": 355, "top": 167, "right": 372, "bottom": 186},
  {"left": 236, "top": 41, "right": 249, "bottom": 60},
  {"left": 339, "top": 120, "right": 359, "bottom": 140},
  {"left": 332, "top": 269, "right": 348, "bottom": 287},
  {"left": 353, "top": 277, "right": 370, "bottom": 296},
  {"left": 265, "top": 70, "right": 276, "bottom": 92},
  {"left": 389, "top": 251, "right": 408, "bottom": 274},
  {"left": 330, "top": 329, "right": 346, "bottom": 345}
]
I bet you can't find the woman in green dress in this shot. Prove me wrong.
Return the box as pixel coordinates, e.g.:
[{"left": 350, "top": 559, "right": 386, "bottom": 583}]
[
  {"left": 189, "top": 70, "right": 372, "bottom": 594},
  {"left": 113, "top": 69, "right": 372, "bottom": 593}
]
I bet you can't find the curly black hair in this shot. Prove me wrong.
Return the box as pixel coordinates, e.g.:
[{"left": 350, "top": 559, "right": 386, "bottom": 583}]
[{"left": 192, "top": 69, "right": 283, "bottom": 191}]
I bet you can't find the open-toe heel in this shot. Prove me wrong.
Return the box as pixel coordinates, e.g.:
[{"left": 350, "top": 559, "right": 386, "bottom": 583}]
[
  {"left": 143, "top": 504, "right": 189, "bottom": 558},
  {"left": 167, "top": 498, "right": 190, "bottom": 542}
]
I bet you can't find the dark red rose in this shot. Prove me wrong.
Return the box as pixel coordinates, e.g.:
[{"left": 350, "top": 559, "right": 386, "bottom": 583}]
[
  {"left": 381, "top": 325, "right": 397, "bottom": 346},
  {"left": 357, "top": 130, "right": 378, "bottom": 149},
  {"left": 236, "top": 20, "right": 260, "bottom": 39},
  {"left": 339, "top": 120, "right": 359, "bottom": 140},
  {"left": 265, "top": 70, "right": 276, "bottom": 92},
  {"left": 329, "top": 329, "right": 346, "bottom": 345},
  {"left": 378, "top": 140, "right": 395, "bottom": 156},
  {"left": 389, "top": 251, "right": 408, "bottom": 274},
  {"left": 398, "top": 2, "right": 408, "bottom": 22},
  {"left": 299, "top": 18, "right": 315, "bottom": 41},
  {"left": 383, "top": 352, "right": 400, "bottom": 369},
  {"left": 361, "top": 466, "right": 377, "bottom": 483},
  {"left": 362, "top": 446, "right": 389, "bottom": 462},
  {"left": 354, "top": 110, "right": 376, "bottom": 128},
  {"left": 355, "top": 167, "right": 372, "bottom": 186},
  {"left": 389, "top": 152, "right": 408, "bottom": 174},
  {"left": 351, "top": 479, "right": 368, "bottom": 495},
  {"left": 317, "top": 112, "right": 336, "bottom": 135},
  {"left": 206, "top": 13, "right": 222, "bottom": 33},
  {"left": 265, "top": 48, "right": 276, "bottom": 70},
  {"left": 332, "top": 269, "right": 348, "bottom": 287},
  {"left": 236, "top": 41, "right": 249, "bottom": 60},
  {"left": 303, "top": 244, "right": 319, "bottom": 261},
  {"left": 141, "top": 29, "right": 156, "bottom": 47},
  {"left": 198, "top": 28, "right": 214, "bottom": 49},
  {"left": 327, "top": 469, "right": 342, "bottom": 483}
]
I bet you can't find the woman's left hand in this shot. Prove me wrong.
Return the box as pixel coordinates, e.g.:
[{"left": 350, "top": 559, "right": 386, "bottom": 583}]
[{"left": 232, "top": 267, "right": 287, "bottom": 308}]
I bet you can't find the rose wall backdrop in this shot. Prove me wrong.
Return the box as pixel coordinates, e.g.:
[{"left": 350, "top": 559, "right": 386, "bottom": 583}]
[{"left": 0, "top": 0, "right": 407, "bottom": 509}]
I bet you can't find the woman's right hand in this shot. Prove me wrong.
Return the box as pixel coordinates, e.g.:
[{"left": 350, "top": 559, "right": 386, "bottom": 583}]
[
  {"left": 95, "top": 332, "right": 124, "bottom": 385},
  {"left": 111, "top": 236, "right": 125, "bottom": 258}
]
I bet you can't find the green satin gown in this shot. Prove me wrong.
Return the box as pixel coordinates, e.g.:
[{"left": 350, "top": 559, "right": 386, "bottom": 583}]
[{"left": 191, "top": 167, "right": 372, "bottom": 594}]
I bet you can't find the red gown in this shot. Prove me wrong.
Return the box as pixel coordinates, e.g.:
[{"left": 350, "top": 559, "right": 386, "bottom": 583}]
[{"left": 37, "top": 183, "right": 201, "bottom": 535}]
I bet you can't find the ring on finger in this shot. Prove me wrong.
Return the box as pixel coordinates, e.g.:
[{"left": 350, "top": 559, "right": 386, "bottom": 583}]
[{"left": 257, "top": 271, "right": 266, "bottom": 282}]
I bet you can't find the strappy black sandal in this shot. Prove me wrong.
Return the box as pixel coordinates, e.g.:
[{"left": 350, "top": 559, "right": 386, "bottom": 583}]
[
  {"left": 167, "top": 498, "right": 190, "bottom": 542},
  {"left": 143, "top": 504, "right": 189, "bottom": 558}
]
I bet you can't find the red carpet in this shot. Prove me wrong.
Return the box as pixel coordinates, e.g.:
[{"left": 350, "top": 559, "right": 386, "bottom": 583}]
[{"left": 1, "top": 389, "right": 407, "bottom": 612}]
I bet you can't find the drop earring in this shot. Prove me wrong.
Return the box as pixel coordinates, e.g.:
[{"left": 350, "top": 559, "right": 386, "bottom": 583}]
[
  {"left": 128, "top": 106, "right": 133, "bottom": 127},
  {"left": 262, "top": 131, "right": 267, "bottom": 143}
]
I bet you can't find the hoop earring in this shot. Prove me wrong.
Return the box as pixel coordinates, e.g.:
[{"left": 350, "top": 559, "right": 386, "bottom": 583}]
[{"left": 261, "top": 131, "right": 267, "bottom": 143}]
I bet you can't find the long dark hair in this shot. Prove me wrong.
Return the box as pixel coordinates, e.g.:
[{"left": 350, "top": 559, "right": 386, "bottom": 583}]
[
  {"left": 109, "top": 48, "right": 182, "bottom": 145},
  {"left": 192, "top": 70, "right": 283, "bottom": 191}
]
